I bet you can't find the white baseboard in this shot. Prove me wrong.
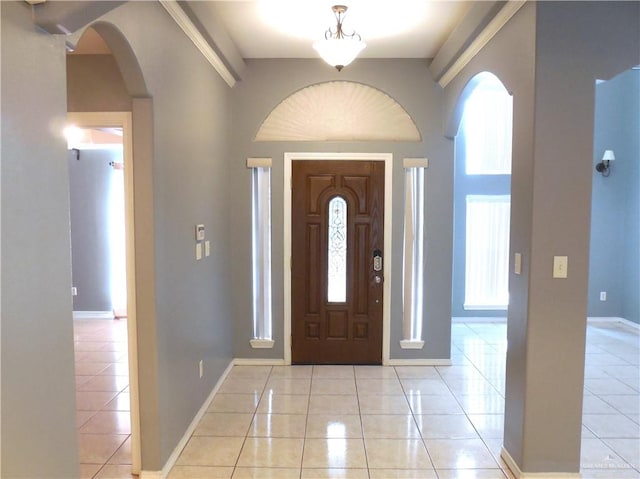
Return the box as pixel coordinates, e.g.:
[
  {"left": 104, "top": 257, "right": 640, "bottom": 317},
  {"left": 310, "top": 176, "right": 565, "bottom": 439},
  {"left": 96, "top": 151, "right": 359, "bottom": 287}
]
[
  {"left": 139, "top": 359, "right": 234, "bottom": 479},
  {"left": 385, "top": 358, "right": 452, "bottom": 366},
  {"left": 234, "top": 357, "right": 288, "bottom": 366},
  {"left": 73, "top": 311, "right": 115, "bottom": 320},
  {"left": 588, "top": 316, "right": 640, "bottom": 331},
  {"left": 501, "top": 447, "right": 582, "bottom": 479}
]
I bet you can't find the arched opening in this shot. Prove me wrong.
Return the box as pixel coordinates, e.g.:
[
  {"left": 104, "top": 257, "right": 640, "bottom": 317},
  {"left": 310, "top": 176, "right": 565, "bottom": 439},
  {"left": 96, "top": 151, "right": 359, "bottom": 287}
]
[
  {"left": 451, "top": 72, "right": 513, "bottom": 321},
  {"left": 66, "top": 23, "right": 152, "bottom": 478}
]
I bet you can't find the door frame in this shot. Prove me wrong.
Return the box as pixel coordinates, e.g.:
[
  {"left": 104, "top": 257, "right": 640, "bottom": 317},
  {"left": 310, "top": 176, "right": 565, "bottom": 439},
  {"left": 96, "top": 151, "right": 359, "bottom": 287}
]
[
  {"left": 66, "top": 112, "right": 141, "bottom": 474},
  {"left": 284, "top": 152, "right": 393, "bottom": 365}
]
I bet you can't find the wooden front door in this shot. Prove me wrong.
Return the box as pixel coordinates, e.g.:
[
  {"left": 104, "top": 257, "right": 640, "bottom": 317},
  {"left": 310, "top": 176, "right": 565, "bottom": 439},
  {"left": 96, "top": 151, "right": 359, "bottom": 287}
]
[{"left": 291, "top": 160, "right": 384, "bottom": 364}]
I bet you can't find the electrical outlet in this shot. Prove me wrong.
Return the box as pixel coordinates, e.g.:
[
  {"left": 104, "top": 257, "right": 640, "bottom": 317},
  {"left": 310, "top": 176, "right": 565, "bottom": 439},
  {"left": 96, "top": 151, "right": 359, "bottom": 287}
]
[
  {"left": 600, "top": 291, "right": 607, "bottom": 301},
  {"left": 199, "top": 360, "right": 204, "bottom": 378}
]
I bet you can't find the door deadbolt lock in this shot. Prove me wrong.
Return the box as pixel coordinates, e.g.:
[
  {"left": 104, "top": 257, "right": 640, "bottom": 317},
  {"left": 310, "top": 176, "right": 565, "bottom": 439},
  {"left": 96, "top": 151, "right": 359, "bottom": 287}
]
[{"left": 373, "top": 249, "right": 383, "bottom": 272}]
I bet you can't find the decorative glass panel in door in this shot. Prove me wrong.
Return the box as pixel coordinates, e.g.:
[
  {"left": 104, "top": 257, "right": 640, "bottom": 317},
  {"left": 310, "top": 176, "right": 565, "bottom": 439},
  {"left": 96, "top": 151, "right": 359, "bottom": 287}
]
[{"left": 327, "top": 196, "right": 347, "bottom": 303}]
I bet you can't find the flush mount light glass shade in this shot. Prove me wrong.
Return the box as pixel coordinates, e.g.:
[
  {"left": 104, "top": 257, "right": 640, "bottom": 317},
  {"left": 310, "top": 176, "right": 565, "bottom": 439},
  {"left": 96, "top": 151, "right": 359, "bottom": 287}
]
[
  {"left": 313, "top": 37, "right": 366, "bottom": 71},
  {"left": 602, "top": 150, "right": 615, "bottom": 162}
]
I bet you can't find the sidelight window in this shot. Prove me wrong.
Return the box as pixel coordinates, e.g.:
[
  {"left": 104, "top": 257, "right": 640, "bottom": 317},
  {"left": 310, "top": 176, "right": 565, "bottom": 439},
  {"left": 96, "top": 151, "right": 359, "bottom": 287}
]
[
  {"left": 327, "top": 196, "right": 347, "bottom": 303},
  {"left": 401, "top": 158, "right": 428, "bottom": 349},
  {"left": 247, "top": 158, "right": 274, "bottom": 348}
]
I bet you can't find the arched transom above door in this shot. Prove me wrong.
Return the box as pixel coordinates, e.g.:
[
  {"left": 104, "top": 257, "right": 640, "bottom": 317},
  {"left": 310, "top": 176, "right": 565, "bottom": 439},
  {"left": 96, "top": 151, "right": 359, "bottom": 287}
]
[{"left": 255, "top": 81, "right": 421, "bottom": 142}]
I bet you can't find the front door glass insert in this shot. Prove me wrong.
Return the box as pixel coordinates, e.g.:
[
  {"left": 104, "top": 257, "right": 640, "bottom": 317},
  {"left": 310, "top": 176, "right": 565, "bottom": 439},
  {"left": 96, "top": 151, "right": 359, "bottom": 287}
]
[{"left": 327, "top": 196, "right": 347, "bottom": 303}]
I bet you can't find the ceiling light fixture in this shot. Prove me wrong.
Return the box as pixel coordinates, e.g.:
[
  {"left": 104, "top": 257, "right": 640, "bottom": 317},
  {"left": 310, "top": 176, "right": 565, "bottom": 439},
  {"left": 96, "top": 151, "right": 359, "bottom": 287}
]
[{"left": 313, "top": 5, "right": 366, "bottom": 72}]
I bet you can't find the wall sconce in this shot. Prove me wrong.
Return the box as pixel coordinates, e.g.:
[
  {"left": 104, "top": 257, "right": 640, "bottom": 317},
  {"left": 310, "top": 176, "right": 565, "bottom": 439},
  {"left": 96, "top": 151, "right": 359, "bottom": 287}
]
[{"left": 595, "top": 150, "right": 615, "bottom": 177}]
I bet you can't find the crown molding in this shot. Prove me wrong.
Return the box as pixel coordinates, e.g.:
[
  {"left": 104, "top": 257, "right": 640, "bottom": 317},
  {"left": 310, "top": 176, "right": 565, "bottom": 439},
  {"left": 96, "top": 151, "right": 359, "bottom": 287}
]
[
  {"left": 439, "top": 1, "right": 526, "bottom": 88},
  {"left": 158, "top": 0, "right": 236, "bottom": 88}
]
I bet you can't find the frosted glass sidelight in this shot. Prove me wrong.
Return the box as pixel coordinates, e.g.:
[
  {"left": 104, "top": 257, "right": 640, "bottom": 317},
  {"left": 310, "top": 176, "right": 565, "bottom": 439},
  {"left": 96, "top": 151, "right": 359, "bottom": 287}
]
[
  {"left": 328, "top": 197, "right": 347, "bottom": 303},
  {"left": 251, "top": 166, "right": 272, "bottom": 340},
  {"left": 403, "top": 167, "right": 425, "bottom": 342}
]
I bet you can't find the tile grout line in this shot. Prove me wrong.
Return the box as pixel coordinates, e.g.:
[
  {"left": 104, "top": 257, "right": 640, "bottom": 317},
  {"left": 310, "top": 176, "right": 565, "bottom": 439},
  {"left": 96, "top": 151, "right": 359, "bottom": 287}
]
[
  {"left": 352, "top": 366, "right": 372, "bottom": 479},
  {"left": 231, "top": 366, "right": 272, "bottom": 476}
]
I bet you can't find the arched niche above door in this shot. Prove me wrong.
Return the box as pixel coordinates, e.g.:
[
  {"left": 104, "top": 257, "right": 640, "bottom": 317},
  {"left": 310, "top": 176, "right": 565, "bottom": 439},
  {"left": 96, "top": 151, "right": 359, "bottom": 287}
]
[{"left": 255, "top": 81, "right": 421, "bottom": 142}]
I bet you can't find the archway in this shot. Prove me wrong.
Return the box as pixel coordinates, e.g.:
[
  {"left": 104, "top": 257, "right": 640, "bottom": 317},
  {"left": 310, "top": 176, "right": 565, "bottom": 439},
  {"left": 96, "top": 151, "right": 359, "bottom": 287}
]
[
  {"left": 67, "top": 23, "right": 153, "bottom": 477},
  {"left": 451, "top": 72, "right": 513, "bottom": 322}
]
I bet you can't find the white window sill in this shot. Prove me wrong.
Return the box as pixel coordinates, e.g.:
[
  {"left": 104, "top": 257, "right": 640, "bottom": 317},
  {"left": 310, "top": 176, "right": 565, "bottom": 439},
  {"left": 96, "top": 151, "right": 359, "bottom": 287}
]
[
  {"left": 463, "top": 305, "right": 508, "bottom": 311},
  {"left": 399, "top": 340, "right": 425, "bottom": 350},
  {"left": 250, "top": 339, "right": 275, "bottom": 349}
]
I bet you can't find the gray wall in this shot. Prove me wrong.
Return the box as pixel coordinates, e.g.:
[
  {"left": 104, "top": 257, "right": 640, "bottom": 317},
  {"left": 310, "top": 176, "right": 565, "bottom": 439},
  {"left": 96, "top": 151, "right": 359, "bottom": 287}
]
[
  {"left": 67, "top": 54, "right": 132, "bottom": 112},
  {"left": 3, "top": 0, "right": 236, "bottom": 474},
  {"left": 443, "top": 1, "right": 639, "bottom": 473},
  {"left": 90, "top": 2, "right": 235, "bottom": 467},
  {"left": 589, "top": 68, "right": 640, "bottom": 323},
  {"left": 68, "top": 148, "right": 122, "bottom": 312},
  {"left": 1, "top": 2, "right": 79, "bottom": 477},
  {"left": 229, "top": 59, "right": 454, "bottom": 362}
]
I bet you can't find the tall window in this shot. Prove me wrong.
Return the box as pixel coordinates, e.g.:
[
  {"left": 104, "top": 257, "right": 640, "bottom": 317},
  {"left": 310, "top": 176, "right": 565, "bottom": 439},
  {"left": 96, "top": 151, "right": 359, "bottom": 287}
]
[
  {"left": 463, "top": 82, "right": 513, "bottom": 175},
  {"left": 247, "top": 158, "right": 273, "bottom": 348},
  {"left": 465, "top": 195, "right": 511, "bottom": 309},
  {"left": 458, "top": 73, "right": 513, "bottom": 311},
  {"left": 401, "top": 158, "right": 428, "bottom": 349}
]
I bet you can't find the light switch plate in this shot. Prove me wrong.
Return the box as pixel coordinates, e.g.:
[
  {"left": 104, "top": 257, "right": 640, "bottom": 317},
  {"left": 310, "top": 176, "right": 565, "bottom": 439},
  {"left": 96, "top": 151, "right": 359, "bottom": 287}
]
[
  {"left": 196, "top": 243, "right": 203, "bottom": 260},
  {"left": 205, "top": 240, "right": 211, "bottom": 257},
  {"left": 514, "top": 253, "right": 522, "bottom": 275},
  {"left": 553, "top": 255, "right": 568, "bottom": 278}
]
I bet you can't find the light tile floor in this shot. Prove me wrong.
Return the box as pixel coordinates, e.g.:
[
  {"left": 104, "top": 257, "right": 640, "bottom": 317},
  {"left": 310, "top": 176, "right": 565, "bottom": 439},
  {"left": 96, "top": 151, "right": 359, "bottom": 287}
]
[
  {"left": 75, "top": 320, "right": 639, "bottom": 479},
  {"left": 74, "top": 319, "right": 133, "bottom": 479}
]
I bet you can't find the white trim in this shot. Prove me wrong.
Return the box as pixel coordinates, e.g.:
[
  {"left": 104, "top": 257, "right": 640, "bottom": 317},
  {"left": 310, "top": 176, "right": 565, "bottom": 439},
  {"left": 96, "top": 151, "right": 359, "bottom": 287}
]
[
  {"left": 438, "top": 1, "right": 526, "bottom": 88},
  {"left": 501, "top": 447, "right": 582, "bottom": 479},
  {"left": 67, "top": 111, "right": 141, "bottom": 474},
  {"left": 284, "top": 152, "right": 393, "bottom": 365},
  {"left": 399, "top": 340, "right": 425, "bottom": 350},
  {"left": 588, "top": 316, "right": 640, "bottom": 331},
  {"left": 386, "top": 358, "right": 452, "bottom": 366},
  {"left": 403, "top": 157, "right": 429, "bottom": 169},
  {"left": 158, "top": 0, "right": 236, "bottom": 88},
  {"left": 250, "top": 339, "right": 275, "bottom": 349},
  {"left": 152, "top": 360, "right": 234, "bottom": 479},
  {"left": 72, "top": 311, "right": 115, "bottom": 320},
  {"left": 234, "top": 358, "right": 288, "bottom": 366},
  {"left": 247, "top": 157, "right": 272, "bottom": 169}
]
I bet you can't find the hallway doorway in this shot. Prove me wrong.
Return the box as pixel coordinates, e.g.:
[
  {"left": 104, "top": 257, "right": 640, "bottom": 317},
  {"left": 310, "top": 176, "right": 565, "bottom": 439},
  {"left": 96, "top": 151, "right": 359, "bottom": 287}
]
[{"left": 67, "top": 113, "right": 141, "bottom": 477}]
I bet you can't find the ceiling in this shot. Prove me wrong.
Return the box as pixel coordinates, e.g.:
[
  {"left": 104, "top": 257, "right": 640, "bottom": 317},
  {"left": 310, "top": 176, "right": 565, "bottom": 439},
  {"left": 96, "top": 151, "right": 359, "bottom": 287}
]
[
  {"left": 209, "top": 0, "right": 473, "bottom": 59},
  {"left": 68, "top": 1, "right": 475, "bottom": 67}
]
